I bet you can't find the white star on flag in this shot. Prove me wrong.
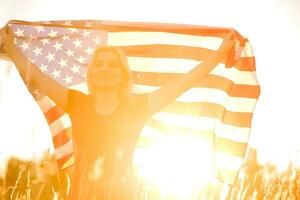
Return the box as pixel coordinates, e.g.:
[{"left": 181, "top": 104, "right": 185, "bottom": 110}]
[
  {"left": 40, "top": 64, "right": 48, "bottom": 72},
  {"left": 64, "top": 75, "right": 73, "bottom": 84},
  {"left": 33, "top": 47, "right": 43, "bottom": 56},
  {"left": 53, "top": 42, "right": 63, "bottom": 51},
  {"left": 58, "top": 59, "right": 68, "bottom": 68},
  {"left": 48, "top": 30, "right": 58, "bottom": 38},
  {"left": 71, "top": 65, "right": 80, "bottom": 74},
  {"left": 65, "top": 49, "right": 74, "bottom": 57},
  {"left": 85, "top": 46, "right": 94, "bottom": 55},
  {"left": 46, "top": 52, "right": 55, "bottom": 62},
  {"left": 41, "top": 38, "right": 50, "bottom": 45},
  {"left": 73, "top": 39, "right": 82, "bottom": 48},
  {"left": 76, "top": 56, "right": 85, "bottom": 64},
  {"left": 93, "top": 36, "right": 102, "bottom": 45},
  {"left": 62, "top": 35, "right": 70, "bottom": 41},
  {"left": 81, "top": 30, "right": 91, "bottom": 38},
  {"left": 14, "top": 28, "right": 25, "bottom": 37},
  {"left": 20, "top": 41, "right": 30, "bottom": 51},
  {"left": 51, "top": 69, "right": 61, "bottom": 78}
]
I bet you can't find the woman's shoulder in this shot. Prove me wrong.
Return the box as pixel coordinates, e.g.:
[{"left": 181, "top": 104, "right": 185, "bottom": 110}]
[
  {"left": 68, "top": 89, "right": 90, "bottom": 99},
  {"left": 66, "top": 89, "right": 91, "bottom": 113}
]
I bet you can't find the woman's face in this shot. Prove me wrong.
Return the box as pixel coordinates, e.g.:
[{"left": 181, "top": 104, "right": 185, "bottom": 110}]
[{"left": 90, "top": 51, "right": 123, "bottom": 90}]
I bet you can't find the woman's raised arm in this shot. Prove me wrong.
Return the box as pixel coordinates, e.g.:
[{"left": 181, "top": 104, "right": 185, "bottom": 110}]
[
  {"left": 1, "top": 25, "right": 68, "bottom": 110},
  {"left": 147, "top": 33, "right": 235, "bottom": 116}
]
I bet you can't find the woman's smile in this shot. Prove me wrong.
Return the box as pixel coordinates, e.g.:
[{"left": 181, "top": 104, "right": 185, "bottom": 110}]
[{"left": 90, "top": 51, "right": 123, "bottom": 89}]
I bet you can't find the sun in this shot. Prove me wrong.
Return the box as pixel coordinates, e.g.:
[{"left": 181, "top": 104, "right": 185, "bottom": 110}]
[{"left": 133, "top": 132, "right": 217, "bottom": 199}]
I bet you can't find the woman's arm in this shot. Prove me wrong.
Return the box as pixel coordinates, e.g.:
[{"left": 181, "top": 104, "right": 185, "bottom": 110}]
[
  {"left": 147, "top": 35, "right": 235, "bottom": 116},
  {"left": 2, "top": 26, "right": 68, "bottom": 110}
]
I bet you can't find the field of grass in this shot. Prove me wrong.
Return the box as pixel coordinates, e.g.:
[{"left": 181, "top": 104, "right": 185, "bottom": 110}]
[{"left": 1, "top": 153, "right": 300, "bottom": 200}]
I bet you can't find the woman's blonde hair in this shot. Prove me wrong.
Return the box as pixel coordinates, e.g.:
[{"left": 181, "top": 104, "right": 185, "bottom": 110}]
[{"left": 86, "top": 46, "right": 134, "bottom": 101}]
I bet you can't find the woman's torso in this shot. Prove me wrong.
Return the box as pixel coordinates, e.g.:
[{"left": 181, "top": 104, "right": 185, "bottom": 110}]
[{"left": 65, "top": 89, "right": 150, "bottom": 199}]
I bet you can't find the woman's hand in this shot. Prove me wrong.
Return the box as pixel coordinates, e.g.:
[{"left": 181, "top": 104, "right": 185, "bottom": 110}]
[
  {"left": 214, "top": 31, "right": 236, "bottom": 60},
  {"left": 0, "top": 27, "right": 10, "bottom": 60}
]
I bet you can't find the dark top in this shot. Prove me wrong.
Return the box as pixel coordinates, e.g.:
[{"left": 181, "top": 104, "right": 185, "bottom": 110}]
[{"left": 65, "top": 89, "right": 150, "bottom": 200}]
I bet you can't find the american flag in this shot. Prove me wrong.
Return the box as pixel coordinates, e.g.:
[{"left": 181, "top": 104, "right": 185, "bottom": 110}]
[{"left": 4, "top": 20, "right": 260, "bottom": 185}]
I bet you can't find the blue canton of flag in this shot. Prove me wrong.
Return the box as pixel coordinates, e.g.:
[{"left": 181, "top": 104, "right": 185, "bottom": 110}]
[{"left": 11, "top": 24, "right": 107, "bottom": 87}]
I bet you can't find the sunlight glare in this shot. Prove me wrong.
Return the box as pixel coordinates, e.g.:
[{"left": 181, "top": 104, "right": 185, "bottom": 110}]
[{"left": 134, "top": 134, "right": 217, "bottom": 198}]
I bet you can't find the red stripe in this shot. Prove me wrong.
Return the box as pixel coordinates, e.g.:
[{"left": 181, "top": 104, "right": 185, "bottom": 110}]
[
  {"left": 236, "top": 57, "right": 256, "bottom": 71},
  {"left": 44, "top": 105, "right": 65, "bottom": 125},
  {"left": 57, "top": 153, "right": 73, "bottom": 169},
  {"left": 53, "top": 128, "right": 72, "bottom": 148},
  {"left": 132, "top": 72, "right": 260, "bottom": 99},
  {"left": 10, "top": 20, "right": 246, "bottom": 42}
]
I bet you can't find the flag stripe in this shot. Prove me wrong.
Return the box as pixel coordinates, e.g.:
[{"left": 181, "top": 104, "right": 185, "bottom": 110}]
[
  {"left": 215, "top": 137, "right": 247, "bottom": 157},
  {"left": 215, "top": 152, "right": 244, "bottom": 171},
  {"left": 134, "top": 85, "right": 257, "bottom": 113},
  {"left": 49, "top": 114, "right": 71, "bottom": 137},
  {"left": 145, "top": 118, "right": 214, "bottom": 140},
  {"left": 37, "top": 96, "right": 56, "bottom": 113},
  {"left": 53, "top": 128, "right": 72, "bottom": 148},
  {"left": 162, "top": 102, "right": 253, "bottom": 128},
  {"left": 107, "top": 31, "right": 224, "bottom": 50},
  {"left": 132, "top": 72, "right": 260, "bottom": 98},
  {"left": 54, "top": 139, "right": 73, "bottom": 158},
  {"left": 128, "top": 58, "right": 258, "bottom": 85},
  {"left": 57, "top": 153, "right": 74, "bottom": 169},
  {"left": 119, "top": 44, "right": 256, "bottom": 71},
  {"left": 44, "top": 105, "right": 65, "bottom": 125},
  {"left": 217, "top": 169, "right": 239, "bottom": 185},
  {"left": 143, "top": 119, "right": 251, "bottom": 143}
]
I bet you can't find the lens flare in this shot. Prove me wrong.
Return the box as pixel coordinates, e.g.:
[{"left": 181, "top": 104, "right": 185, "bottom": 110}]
[{"left": 133, "top": 134, "right": 217, "bottom": 198}]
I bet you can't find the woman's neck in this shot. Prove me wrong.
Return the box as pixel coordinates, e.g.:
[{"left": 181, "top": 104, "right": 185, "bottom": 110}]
[{"left": 93, "top": 89, "right": 120, "bottom": 115}]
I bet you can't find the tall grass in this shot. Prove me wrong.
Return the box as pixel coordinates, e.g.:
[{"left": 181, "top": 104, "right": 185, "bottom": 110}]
[
  {"left": 0, "top": 154, "right": 69, "bottom": 200},
  {"left": 1, "top": 153, "right": 300, "bottom": 200}
]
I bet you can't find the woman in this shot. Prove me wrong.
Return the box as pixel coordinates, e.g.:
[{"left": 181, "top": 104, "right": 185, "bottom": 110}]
[{"left": 2, "top": 27, "right": 234, "bottom": 199}]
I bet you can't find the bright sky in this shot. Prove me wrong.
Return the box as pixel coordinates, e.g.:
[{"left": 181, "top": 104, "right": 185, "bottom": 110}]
[{"left": 0, "top": 0, "right": 300, "bottom": 173}]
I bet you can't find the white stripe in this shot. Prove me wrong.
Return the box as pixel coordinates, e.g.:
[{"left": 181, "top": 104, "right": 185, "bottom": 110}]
[
  {"left": 211, "top": 64, "right": 258, "bottom": 85},
  {"left": 241, "top": 42, "right": 254, "bottom": 57},
  {"left": 37, "top": 96, "right": 55, "bottom": 113},
  {"left": 140, "top": 126, "right": 164, "bottom": 138},
  {"left": 55, "top": 140, "right": 73, "bottom": 159},
  {"left": 61, "top": 155, "right": 75, "bottom": 169},
  {"left": 69, "top": 82, "right": 89, "bottom": 94},
  {"left": 151, "top": 112, "right": 244, "bottom": 132},
  {"left": 133, "top": 85, "right": 257, "bottom": 113},
  {"left": 107, "top": 32, "right": 223, "bottom": 50},
  {"left": 215, "top": 123, "right": 250, "bottom": 143},
  {"left": 128, "top": 56, "right": 200, "bottom": 73},
  {"left": 49, "top": 114, "right": 71, "bottom": 137},
  {"left": 215, "top": 152, "right": 243, "bottom": 171},
  {"left": 142, "top": 121, "right": 250, "bottom": 144},
  {"left": 128, "top": 57, "right": 258, "bottom": 85}
]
